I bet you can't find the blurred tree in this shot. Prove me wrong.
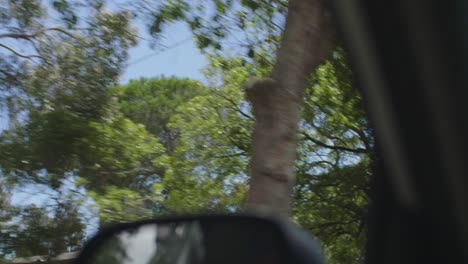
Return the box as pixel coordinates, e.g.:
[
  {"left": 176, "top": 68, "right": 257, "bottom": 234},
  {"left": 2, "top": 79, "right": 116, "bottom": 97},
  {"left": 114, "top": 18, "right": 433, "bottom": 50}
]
[
  {"left": 132, "top": 0, "right": 336, "bottom": 217},
  {"left": 0, "top": 109, "right": 170, "bottom": 230},
  {"left": 0, "top": 174, "right": 15, "bottom": 222},
  {"left": 160, "top": 52, "right": 372, "bottom": 262},
  {"left": 0, "top": 2, "right": 199, "bottom": 246},
  {"left": 0, "top": 60, "right": 371, "bottom": 262},
  {"left": 77, "top": 114, "right": 168, "bottom": 194},
  {"left": 112, "top": 77, "right": 208, "bottom": 153},
  {"left": 164, "top": 60, "right": 252, "bottom": 212},
  {"left": 0, "top": 0, "right": 373, "bottom": 262},
  {"left": 0, "top": 1, "right": 141, "bottom": 213},
  {"left": 90, "top": 186, "right": 163, "bottom": 225},
  {"left": 0, "top": 110, "right": 168, "bottom": 191},
  {"left": 50, "top": 202, "right": 86, "bottom": 255},
  {"left": 133, "top": 0, "right": 286, "bottom": 59},
  {"left": 294, "top": 50, "right": 372, "bottom": 263},
  {"left": 0, "top": 175, "right": 19, "bottom": 260},
  {"left": 0, "top": 202, "right": 85, "bottom": 258},
  {"left": 0, "top": 0, "right": 137, "bottom": 126}
]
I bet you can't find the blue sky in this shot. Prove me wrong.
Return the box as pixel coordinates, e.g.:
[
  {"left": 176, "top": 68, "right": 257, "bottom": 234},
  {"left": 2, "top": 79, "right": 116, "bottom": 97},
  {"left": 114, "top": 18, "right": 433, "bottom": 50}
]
[{"left": 121, "top": 22, "right": 207, "bottom": 84}]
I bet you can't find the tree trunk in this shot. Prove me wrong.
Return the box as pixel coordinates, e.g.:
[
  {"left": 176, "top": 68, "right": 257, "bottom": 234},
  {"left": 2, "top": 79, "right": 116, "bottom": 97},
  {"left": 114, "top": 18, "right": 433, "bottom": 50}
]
[{"left": 245, "top": 0, "right": 335, "bottom": 218}]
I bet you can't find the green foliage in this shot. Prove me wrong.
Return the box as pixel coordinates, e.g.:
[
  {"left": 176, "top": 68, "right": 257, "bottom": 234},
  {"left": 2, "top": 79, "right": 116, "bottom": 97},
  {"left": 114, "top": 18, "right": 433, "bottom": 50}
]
[
  {"left": 112, "top": 77, "right": 208, "bottom": 152},
  {"left": 52, "top": 0, "right": 78, "bottom": 28},
  {"left": 1, "top": 62, "right": 372, "bottom": 262},
  {"left": 294, "top": 161, "right": 370, "bottom": 263},
  {"left": 0, "top": 110, "right": 167, "bottom": 190},
  {"left": 154, "top": 52, "right": 371, "bottom": 263},
  {"left": 293, "top": 50, "right": 372, "bottom": 263},
  {"left": 7, "top": 0, "right": 44, "bottom": 28},
  {"left": 1, "top": 1, "right": 373, "bottom": 262},
  {"left": 0, "top": 109, "right": 169, "bottom": 253},
  {"left": 304, "top": 49, "right": 370, "bottom": 150},
  {"left": 79, "top": 118, "right": 167, "bottom": 194},
  {"left": 0, "top": 0, "right": 138, "bottom": 124},
  {"left": 136, "top": 0, "right": 285, "bottom": 58},
  {"left": 89, "top": 186, "right": 161, "bottom": 226},
  {"left": 162, "top": 57, "right": 253, "bottom": 212},
  {"left": 0, "top": 202, "right": 85, "bottom": 258},
  {"left": 1, "top": 6, "right": 141, "bottom": 256}
]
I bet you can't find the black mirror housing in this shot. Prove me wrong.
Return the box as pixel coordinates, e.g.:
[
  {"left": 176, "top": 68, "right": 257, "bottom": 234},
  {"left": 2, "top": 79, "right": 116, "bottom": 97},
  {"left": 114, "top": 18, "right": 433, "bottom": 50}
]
[{"left": 75, "top": 214, "right": 324, "bottom": 264}]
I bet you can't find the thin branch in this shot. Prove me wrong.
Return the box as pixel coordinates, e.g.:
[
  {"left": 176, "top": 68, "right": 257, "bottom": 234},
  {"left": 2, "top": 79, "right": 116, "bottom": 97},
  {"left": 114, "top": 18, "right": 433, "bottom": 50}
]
[
  {"left": 0, "top": 69, "right": 22, "bottom": 85},
  {"left": 301, "top": 159, "right": 335, "bottom": 169},
  {"left": 212, "top": 90, "right": 253, "bottom": 119},
  {"left": 0, "top": 43, "right": 45, "bottom": 61},
  {"left": 42, "top": 27, "right": 80, "bottom": 38},
  {"left": 301, "top": 131, "right": 368, "bottom": 154},
  {"left": 310, "top": 120, "right": 356, "bottom": 148},
  {"left": 0, "top": 32, "right": 37, "bottom": 40},
  {"left": 348, "top": 125, "right": 372, "bottom": 152},
  {"left": 0, "top": 27, "right": 79, "bottom": 40}
]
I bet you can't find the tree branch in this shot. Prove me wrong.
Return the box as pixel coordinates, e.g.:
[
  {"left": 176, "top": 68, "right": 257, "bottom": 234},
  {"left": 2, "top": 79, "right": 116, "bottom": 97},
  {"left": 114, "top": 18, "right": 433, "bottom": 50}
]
[
  {"left": 301, "top": 131, "right": 368, "bottom": 153},
  {"left": 0, "top": 27, "right": 79, "bottom": 40},
  {"left": 212, "top": 90, "right": 253, "bottom": 119},
  {"left": 0, "top": 43, "right": 45, "bottom": 61},
  {"left": 42, "top": 27, "right": 79, "bottom": 38},
  {"left": 245, "top": 0, "right": 336, "bottom": 217},
  {"left": 0, "top": 69, "right": 22, "bottom": 85},
  {"left": 0, "top": 32, "right": 38, "bottom": 40},
  {"left": 348, "top": 125, "right": 372, "bottom": 152}
]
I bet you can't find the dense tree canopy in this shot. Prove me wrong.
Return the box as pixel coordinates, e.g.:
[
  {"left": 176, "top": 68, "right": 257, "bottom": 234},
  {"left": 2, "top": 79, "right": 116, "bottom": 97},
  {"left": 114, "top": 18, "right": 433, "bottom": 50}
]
[
  {"left": 0, "top": 202, "right": 84, "bottom": 257},
  {"left": 1, "top": 0, "right": 137, "bottom": 125},
  {"left": 0, "top": 0, "right": 372, "bottom": 263},
  {"left": 112, "top": 77, "right": 208, "bottom": 153}
]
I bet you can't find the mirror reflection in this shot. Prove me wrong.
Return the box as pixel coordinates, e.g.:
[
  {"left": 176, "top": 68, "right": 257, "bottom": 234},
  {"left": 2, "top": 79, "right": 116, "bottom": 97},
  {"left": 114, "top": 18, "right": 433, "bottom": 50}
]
[{"left": 89, "top": 220, "right": 284, "bottom": 264}]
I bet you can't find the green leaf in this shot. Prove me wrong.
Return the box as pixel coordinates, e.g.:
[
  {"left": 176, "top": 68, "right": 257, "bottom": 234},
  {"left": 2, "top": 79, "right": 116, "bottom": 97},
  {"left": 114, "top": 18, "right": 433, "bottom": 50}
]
[
  {"left": 196, "top": 35, "right": 213, "bottom": 50},
  {"left": 215, "top": 0, "right": 226, "bottom": 14},
  {"left": 52, "top": 0, "right": 68, "bottom": 13},
  {"left": 247, "top": 47, "right": 255, "bottom": 58},
  {"left": 240, "top": 0, "right": 260, "bottom": 11}
]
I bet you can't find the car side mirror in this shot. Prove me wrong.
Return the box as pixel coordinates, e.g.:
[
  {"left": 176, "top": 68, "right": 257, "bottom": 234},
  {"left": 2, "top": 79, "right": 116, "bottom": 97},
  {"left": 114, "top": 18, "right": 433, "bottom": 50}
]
[{"left": 75, "top": 214, "right": 324, "bottom": 264}]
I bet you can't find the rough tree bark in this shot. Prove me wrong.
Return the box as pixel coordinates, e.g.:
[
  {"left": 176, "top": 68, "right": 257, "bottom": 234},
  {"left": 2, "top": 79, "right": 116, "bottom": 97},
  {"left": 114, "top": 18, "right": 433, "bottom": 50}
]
[{"left": 245, "top": 0, "right": 335, "bottom": 218}]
